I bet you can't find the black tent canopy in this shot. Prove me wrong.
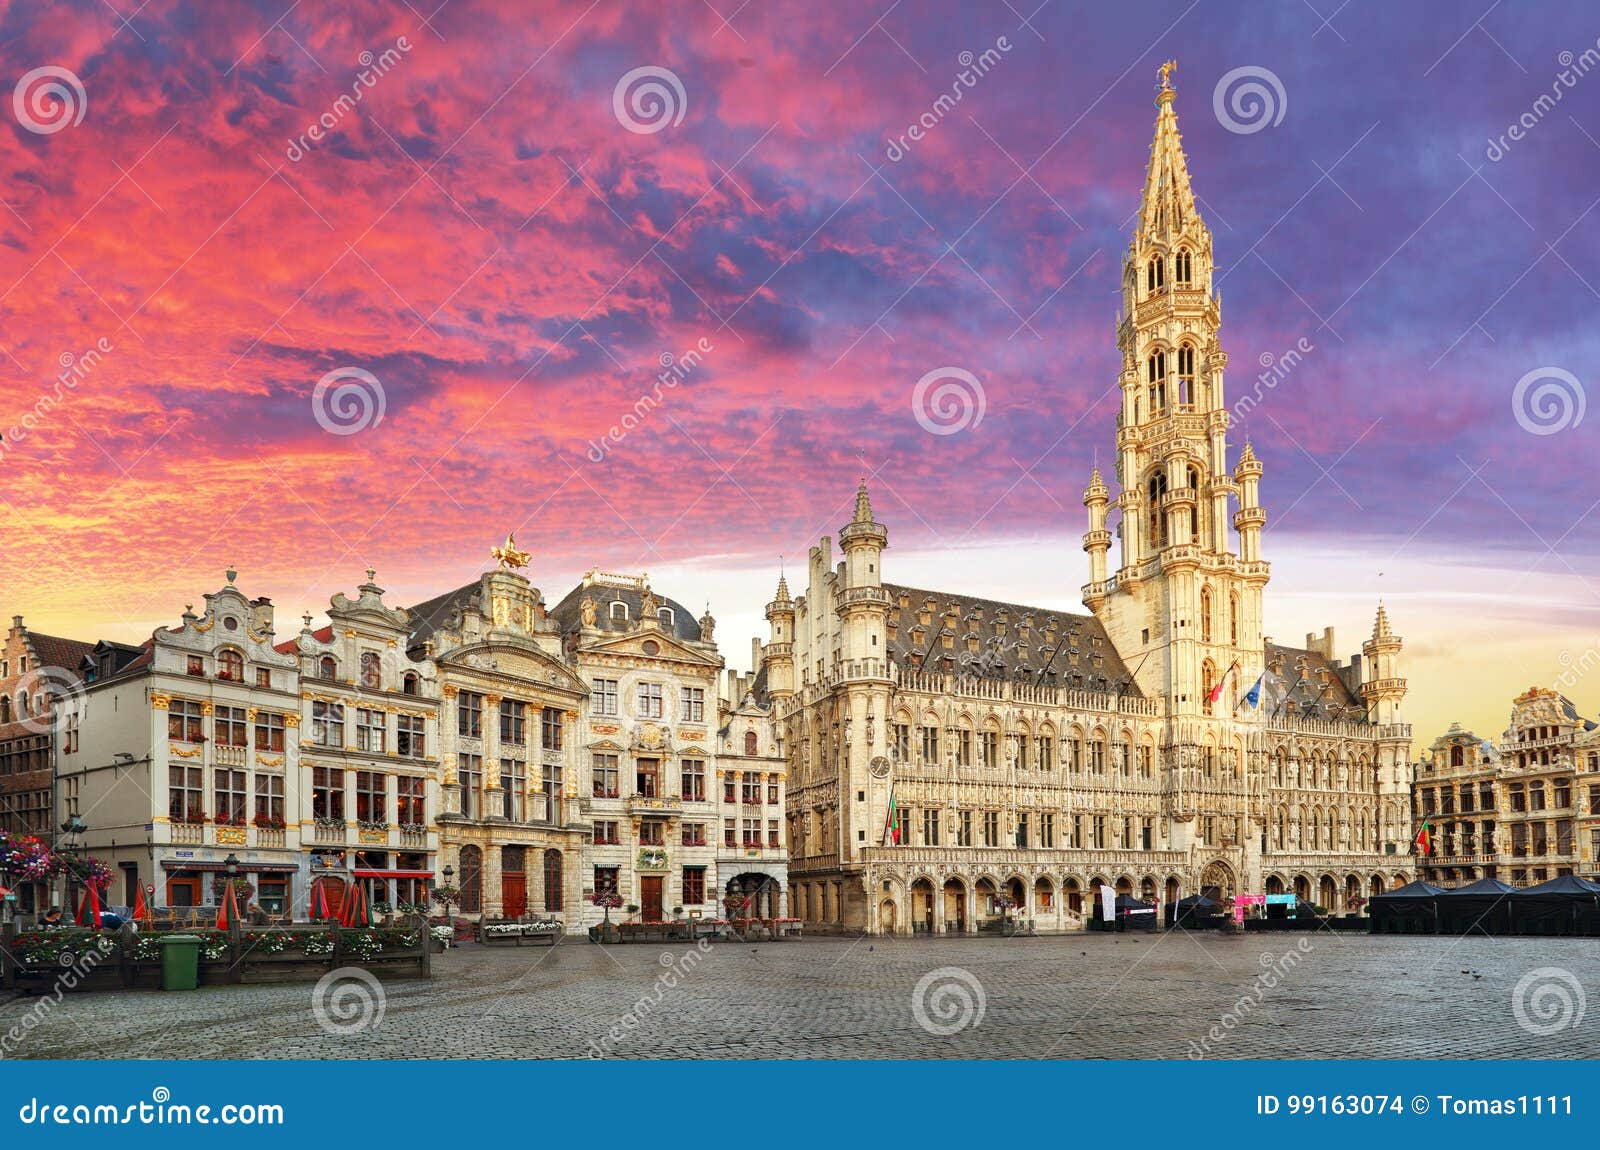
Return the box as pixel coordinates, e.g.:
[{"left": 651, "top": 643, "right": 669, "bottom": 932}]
[
  {"left": 1436, "top": 876, "right": 1516, "bottom": 935},
  {"left": 1510, "top": 874, "right": 1600, "bottom": 937},
  {"left": 1368, "top": 879, "right": 1446, "bottom": 934}
]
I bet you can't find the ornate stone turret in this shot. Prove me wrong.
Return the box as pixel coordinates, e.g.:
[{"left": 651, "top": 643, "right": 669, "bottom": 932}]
[
  {"left": 1082, "top": 468, "right": 1112, "bottom": 602},
  {"left": 762, "top": 573, "right": 796, "bottom": 701},
  {"left": 1233, "top": 441, "right": 1266, "bottom": 563}
]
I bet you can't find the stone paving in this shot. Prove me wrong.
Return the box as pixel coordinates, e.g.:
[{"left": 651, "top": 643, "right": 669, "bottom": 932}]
[{"left": 3, "top": 929, "right": 1596, "bottom": 1059}]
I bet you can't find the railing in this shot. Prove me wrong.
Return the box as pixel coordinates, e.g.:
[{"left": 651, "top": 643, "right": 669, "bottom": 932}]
[
  {"left": 214, "top": 744, "right": 247, "bottom": 767},
  {"left": 629, "top": 793, "right": 681, "bottom": 813},
  {"left": 171, "top": 823, "right": 204, "bottom": 845},
  {"left": 311, "top": 820, "right": 346, "bottom": 845},
  {"left": 862, "top": 845, "right": 1187, "bottom": 868},
  {"left": 256, "top": 827, "right": 287, "bottom": 848}
]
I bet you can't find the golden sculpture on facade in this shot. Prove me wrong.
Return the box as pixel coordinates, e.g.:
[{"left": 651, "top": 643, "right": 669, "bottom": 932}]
[{"left": 491, "top": 532, "right": 531, "bottom": 570}]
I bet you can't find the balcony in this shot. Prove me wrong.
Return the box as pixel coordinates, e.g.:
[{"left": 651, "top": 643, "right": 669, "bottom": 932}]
[
  {"left": 171, "top": 822, "right": 204, "bottom": 845},
  {"left": 629, "top": 793, "right": 682, "bottom": 815},
  {"left": 256, "top": 827, "right": 286, "bottom": 849},
  {"left": 311, "top": 819, "right": 347, "bottom": 845}
]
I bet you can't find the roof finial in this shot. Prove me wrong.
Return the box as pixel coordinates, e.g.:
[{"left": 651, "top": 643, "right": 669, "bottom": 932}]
[
  {"left": 853, "top": 478, "right": 873, "bottom": 524},
  {"left": 1158, "top": 59, "right": 1176, "bottom": 91},
  {"left": 225, "top": 563, "right": 237, "bottom": 585}
]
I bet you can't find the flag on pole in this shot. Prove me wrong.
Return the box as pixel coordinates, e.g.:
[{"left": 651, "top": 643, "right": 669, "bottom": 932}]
[
  {"left": 1415, "top": 820, "right": 1433, "bottom": 856},
  {"left": 1207, "top": 660, "right": 1238, "bottom": 705},
  {"left": 1238, "top": 673, "right": 1265, "bottom": 711},
  {"left": 883, "top": 790, "right": 899, "bottom": 845}
]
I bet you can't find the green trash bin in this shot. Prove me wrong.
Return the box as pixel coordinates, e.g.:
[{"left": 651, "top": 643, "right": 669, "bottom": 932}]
[{"left": 157, "top": 934, "right": 202, "bottom": 991}]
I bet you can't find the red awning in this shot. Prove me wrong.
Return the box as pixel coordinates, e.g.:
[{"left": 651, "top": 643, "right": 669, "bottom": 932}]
[
  {"left": 160, "top": 860, "right": 298, "bottom": 873},
  {"left": 352, "top": 869, "right": 433, "bottom": 879}
]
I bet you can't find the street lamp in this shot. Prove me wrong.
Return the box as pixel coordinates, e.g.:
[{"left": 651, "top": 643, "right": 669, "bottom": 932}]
[{"left": 439, "top": 865, "right": 455, "bottom": 921}]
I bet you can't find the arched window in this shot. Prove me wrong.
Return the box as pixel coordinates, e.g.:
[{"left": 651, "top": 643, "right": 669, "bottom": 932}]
[
  {"left": 0, "top": 696, "right": 9, "bottom": 723},
  {"left": 218, "top": 649, "right": 243, "bottom": 681},
  {"left": 402, "top": 672, "right": 419, "bottom": 696},
  {"left": 658, "top": 607, "right": 674, "bottom": 627},
  {"left": 1176, "top": 345, "right": 1196, "bottom": 406},
  {"left": 318, "top": 656, "right": 337, "bottom": 680},
  {"left": 1450, "top": 745, "right": 1464, "bottom": 767},
  {"left": 1200, "top": 586, "right": 1214, "bottom": 643},
  {"left": 458, "top": 845, "right": 483, "bottom": 914},
  {"left": 543, "top": 849, "right": 564, "bottom": 912},
  {"left": 744, "top": 730, "right": 758, "bottom": 756},
  {"left": 1146, "top": 351, "right": 1167, "bottom": 412},
  {"left": 1175, "top": 249, "right": 1192, "bottom": 286},
  {"left": 1146, "top": 256, "right": 1165, "bottom": 292},
  {"left": 609, "top": 600, "right": 629, "bottom": 622},
  {"left": 1202, "top": 660, "right": 1217, "bottom": 714},
  {"left": 360, "top": 651, "right": 382, "bottom": 689},
  {"left": 1229, "top": 592, "right": 1240, "bottom": 645},
  {"left": 1147, "top": 472, "right": 1168, "bottom": 548}
]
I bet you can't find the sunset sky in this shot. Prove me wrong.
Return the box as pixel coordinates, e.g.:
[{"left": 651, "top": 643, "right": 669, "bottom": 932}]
[{"left": 3, "top": 0, "right": 1598, "bottom": 747}]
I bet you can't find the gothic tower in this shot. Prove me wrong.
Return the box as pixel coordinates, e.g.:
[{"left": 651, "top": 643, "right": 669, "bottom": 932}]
[{"left": 1082, "top": 66, "right": 1272, "bottom": 855}]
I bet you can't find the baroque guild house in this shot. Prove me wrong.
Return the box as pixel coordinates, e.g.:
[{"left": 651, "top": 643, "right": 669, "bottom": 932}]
[{"left": 766, "top": 77, "right": 1414, "bottom": 936}]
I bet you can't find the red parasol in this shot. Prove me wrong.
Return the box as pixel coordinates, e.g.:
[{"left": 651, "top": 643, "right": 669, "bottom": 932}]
[
  {"left": 75, "top": 884, "right": 102, "bottom": 928},
  {"left": 215, "top": 880, "right": 240, "bottom": 931},
  {"left": 132, "top": 884, "right": 153, "bottom": 927}
]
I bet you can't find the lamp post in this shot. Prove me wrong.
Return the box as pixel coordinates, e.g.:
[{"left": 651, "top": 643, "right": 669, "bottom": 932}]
[
  {"left": 439, "top": 864, "right": 455, "bottom": 922},
  {"left": 57, "top": 816, "right": 87, "bottom": 918}
]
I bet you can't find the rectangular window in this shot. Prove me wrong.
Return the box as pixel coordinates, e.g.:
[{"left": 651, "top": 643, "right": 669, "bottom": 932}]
[
  {"left": 593, "top": 820, "right": 619, "bottom": 845},
  {"left": 955, "top": 810, "right": 972, "bottom": 847},
  {"left": 1016, "top": 813, "right": 1029, "bottom": 849},
  {"left": 1040, "top": 812, "right": 1056, "bottom": 848},
  {"left": 541, "top": 762, "right": 562, "bottom": 812},
  {"left": 168, "top": 766, "right": 203, "bottom": 822},
  {"left": 681, "top": 822, "right": 706, "bottom": 846},
  {"left": 982, "top": 810, "right": 999, "bottom": 847},
  {"left": 397, "top": 775, "right": 425, "bottom": 826},
  {"left": 254, "top": 668, "right": 271, "bottom": 688},
  {"left": 723, "top": 775, "right": 736, "bottom": 803},
  {"left": 499, "top": 699, "right": 526, "bottom": 744},
  {"left": 682, "top": 866, "right": 705, "bottom": 905},
  {"left": 254, "top": 774, "right": 284, "bottom": 825},
  {"left": 213, "top": 768, "right": 246, "bottom": 826},
  {"left": 457, "top": 691, "right": 483, "bottom": 738},
  {"left": 254, "top": 711, "right": 286, "bottom": 753},
  {"left": 1038, "top": 737, "right": 1054, "bottom": 772},
  {"left": 186, "top": 655, "right": 204, "bottom": 677},
  {"left": 541, "top": 707, "right": 564, "bottom": 751},
  {"left": 680, "top": 686, "right": 704, "bottom": 723},
  {"left": 920, "top": 726, "right": 939, "bottom": 765},
  {"left": 459, "top": 755, "right": 482, "bottom": 820},
  {"left": 741, "top": 817, "right": 760, "bottom": 847},
  {"left": 681, "top": 759, "right": 705, "bottom": 801},
  {"left": 355, "top": 771, "right": 387, "bottom": 824},
  {"left": 637, "top": 758, "right": 660, "bottom": 797},
  {"left": 1092, "top": 815, "right": 1107, "bottom": 849},
  {"left": 1090, "top": 740, "right": 1105, "bottom": 775},
  {"left": 767, "top": 779, "right": 779, "bottom": 804},
  {"left": 214, "top": 706, "right": 247, "bottom": 748},
  {"left": 591, "top": 754, "right": 619, "bottom": 798},
  {"left": 640, "top": 820, "right": 665, "bottom": 846},
  {"left": 723, "top": 818, "right": 737, "bottom": 847},
  {"left": 892, "top": 806, "right": 909, "bottom": 845},
  {"left": 502, "top": 758, "right": 526, "bottom": 821},
  {"left": 955, "top": 728, "right": 972, "bottom": 767},
  {"left": 256, "top": 875, "right": 288, "bottom": 914},
  {"left": 892, "top": 723, "right": 910, "bottom": 763},
  {"left": 593, "top": 865, "right": 619, "bottom": 895},
  {"left": 593, "top": 679, "right": 619, "bottom": 717},
  {"left": 741, "top": 771, "right": 760, "bottom": 804},
  {"left": 397, "top": 714, "right": 425, "bottom": 759},
  {"left": 979, "top": 731, "right": 997, "bottom": 769},
  {"left": 313, "top": 766, "right": 345, "bottom": 820},
  {"left": 922, "top": 808, "right": 940, "bottom": 847},
  {"left": 356, "top": 708, "right": 386, "bottom": 753},
  {"left": 168, "top": 699, "right": 205, "bottom": 743},
  {"left": 312, "top": 700, "right": 344, "bottom": 748},
  {"left": 767, "top": 819, "right": 779, "bottom": 848}
]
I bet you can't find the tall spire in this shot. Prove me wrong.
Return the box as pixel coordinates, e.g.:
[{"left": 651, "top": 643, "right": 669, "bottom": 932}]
[
  {"left": 1137, "top": 61, "right": 1203, "bottom": 243},
  {"left": 852, "top": 478, "right": 874, "bottom": 524}
]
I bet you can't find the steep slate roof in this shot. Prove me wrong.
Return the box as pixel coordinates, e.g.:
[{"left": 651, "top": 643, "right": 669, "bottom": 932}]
[
  {"left": 406, "top": 581, "right": 481, "bottom": 648},
  {"left": 1263, "top": 641, "right": 1368, "bottom": 723},
  {"left": 24, "top": 632, "right": 96, "bottom": 676},
  {"left": 881, "top": 583, "right": 1141, "bottom": 696},
  {"left": 548, "top": 581, "right": 703, "bottom": 643}
]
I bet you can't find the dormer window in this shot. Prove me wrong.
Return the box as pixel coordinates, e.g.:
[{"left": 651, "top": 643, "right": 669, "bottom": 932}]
[
  {"left": 360, "top": 651, "right": 382, "bottom": 690},
  {"left": 402, "top": 672, "right": 419, "bottom": 696},
  {"left": 187, "top": 655, "right": 205, "bottom": 677},
  {"left": 217, "top": 650, "right": 243, "bottom": 681},
  {"left": 318, "top": 656, "right": 338, "bottom": 680},
  {"left": 657, "top": 607, "right": 674, "bottom": 628},
  {"left": 609, "top": 601, "right": 630, "bottom": 622}
]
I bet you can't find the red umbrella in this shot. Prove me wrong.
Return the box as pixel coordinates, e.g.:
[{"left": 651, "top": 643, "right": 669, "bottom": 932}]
[
  {"left": 131, "top": 884, "right": 152, "bottom": 928},
  {"left": 75, "top": 884, "right": 102, "bottom": 927},
  {"left": 338, "top": 882, "right": 356, "bottom": 927},
  {"left": 215, "top": 880, "right": 239, "bottom": 931},
  {"left": 352, "top": 883, "right": 371, "bottom": 927}
]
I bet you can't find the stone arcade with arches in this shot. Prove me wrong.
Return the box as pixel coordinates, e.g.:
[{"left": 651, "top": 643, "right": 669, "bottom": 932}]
[{"left": 763, "top": 76, "right": 1414, "bottom": 935}]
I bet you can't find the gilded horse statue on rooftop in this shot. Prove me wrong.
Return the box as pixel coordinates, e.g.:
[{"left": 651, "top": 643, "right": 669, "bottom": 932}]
[{"left": 492, "top": 533, "right": 532, "bottom": 570}]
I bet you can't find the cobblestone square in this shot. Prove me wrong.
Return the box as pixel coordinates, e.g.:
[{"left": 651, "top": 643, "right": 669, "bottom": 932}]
[{"left": 4, "top": 931, "right": 1595, "bottom": 1060}]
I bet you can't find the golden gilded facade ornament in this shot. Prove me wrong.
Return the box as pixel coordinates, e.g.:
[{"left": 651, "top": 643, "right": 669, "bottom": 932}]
[
  {"left": 492, "top": 533, "right": 532, "bottom": 570},
  {"left": 150, "top": 693, "right": 172, "bottom": 709},
  {"left": 1158, "top": 59, "right": 1176, "bottom": 90}
]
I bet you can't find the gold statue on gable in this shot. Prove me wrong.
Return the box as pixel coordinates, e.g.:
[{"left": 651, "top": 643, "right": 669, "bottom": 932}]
[{"left": 492, "top": 533, "right": 531, "bottom": 570}]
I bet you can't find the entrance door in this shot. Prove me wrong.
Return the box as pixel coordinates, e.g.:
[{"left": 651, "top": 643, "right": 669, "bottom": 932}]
[
  {"left": 502, "top": 872, "right": 527, "bottom": 918},
  {"left": 641, "top": 875, "right": 664, "bottom": 922}
]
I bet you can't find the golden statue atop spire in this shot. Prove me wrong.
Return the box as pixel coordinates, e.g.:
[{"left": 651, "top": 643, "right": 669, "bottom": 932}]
[
  {"left": 492, "top": 532, "right": 531, "bottom": 570},
  {"left": 1158, "top": 59, "right": 1177, "bottom": 91}
]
